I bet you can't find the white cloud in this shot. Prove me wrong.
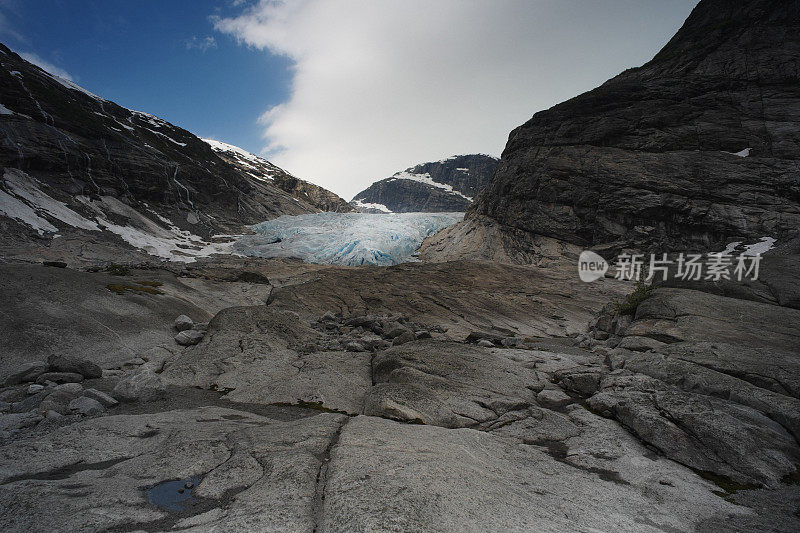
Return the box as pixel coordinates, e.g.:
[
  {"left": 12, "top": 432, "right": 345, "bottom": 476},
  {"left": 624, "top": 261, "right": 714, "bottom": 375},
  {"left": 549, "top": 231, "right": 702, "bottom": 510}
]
[
  {"left": 186, "top": 35, "right": 218, "bottom": 52},
  {"left": 18, "top": 52, "right": 73, "bottom": 81},
  {"left": 215, "top": 0, "right": 696, "bottom": 199}
]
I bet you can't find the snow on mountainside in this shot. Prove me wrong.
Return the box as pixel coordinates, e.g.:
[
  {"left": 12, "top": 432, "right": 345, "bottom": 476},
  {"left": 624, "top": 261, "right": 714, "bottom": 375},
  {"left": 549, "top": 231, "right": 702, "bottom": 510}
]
[
  {"left": 233, "top": 212, "right": 464, "bottom": 266},
  {"left": 203, "top": 138, "right": 353, "bottom": 213},
  {"left": 351, "top": 154, "right": 498, "bottom": 213}
]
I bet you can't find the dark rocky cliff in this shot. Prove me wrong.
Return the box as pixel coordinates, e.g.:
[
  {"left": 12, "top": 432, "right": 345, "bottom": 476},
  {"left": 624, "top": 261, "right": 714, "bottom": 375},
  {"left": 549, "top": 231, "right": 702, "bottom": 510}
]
[
  {"left": 204, "top": 139, "right": 353, "bottom": 213},
  {"left": 0, "top": 42, "right": 332, "bottom": 243},
  {"left": 352, "top": 154, "right": 498, "bottom": 213},
  {"left": 468, "top": 0, "right": 800, "bottom": 253}
]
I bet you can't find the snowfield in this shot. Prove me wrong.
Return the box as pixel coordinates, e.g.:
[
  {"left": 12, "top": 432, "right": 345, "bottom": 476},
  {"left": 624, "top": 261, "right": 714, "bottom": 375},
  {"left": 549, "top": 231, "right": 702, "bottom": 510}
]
[{"left": 233, "top": 212, "right": 464, "bottom": 266}]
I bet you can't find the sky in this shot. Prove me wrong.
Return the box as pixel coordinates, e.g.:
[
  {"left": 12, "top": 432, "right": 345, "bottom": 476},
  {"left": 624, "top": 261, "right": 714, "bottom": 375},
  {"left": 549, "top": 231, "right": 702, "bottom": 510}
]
[{"left": 0, "top": 0, "right": 698, "bottom": 199}]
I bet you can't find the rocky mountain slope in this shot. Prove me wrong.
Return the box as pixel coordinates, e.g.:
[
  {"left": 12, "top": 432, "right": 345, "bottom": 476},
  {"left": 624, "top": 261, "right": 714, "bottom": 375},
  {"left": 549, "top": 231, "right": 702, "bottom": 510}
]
[
  {"left": 351, "top": 154, "right": 498, "bottom": 213},
  {"left": 446, "top": 0, "right": 800, "bottom": 256},
  {"left": 0, "top": 43, "right": 343, "bottom": 261},
  {"left": 203, "top": 139, "right": 352, "bottom": 213}
]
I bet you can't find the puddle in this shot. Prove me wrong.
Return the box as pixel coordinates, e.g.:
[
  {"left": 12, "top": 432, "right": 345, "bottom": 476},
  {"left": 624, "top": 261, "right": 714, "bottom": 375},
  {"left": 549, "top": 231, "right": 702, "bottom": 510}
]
[{"left": 145, "top": 476, "right": 203, "bottom": 511}]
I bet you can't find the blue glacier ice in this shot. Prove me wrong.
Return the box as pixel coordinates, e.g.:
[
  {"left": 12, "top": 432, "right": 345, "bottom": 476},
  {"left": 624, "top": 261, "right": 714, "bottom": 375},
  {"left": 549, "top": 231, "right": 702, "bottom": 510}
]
[{"left": 232, "top": 212, "right": 464, "bottom": 266}]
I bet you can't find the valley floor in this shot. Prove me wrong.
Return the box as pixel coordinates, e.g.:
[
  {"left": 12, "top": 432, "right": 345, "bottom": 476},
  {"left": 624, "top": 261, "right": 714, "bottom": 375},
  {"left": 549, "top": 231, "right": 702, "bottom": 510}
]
[{"left": 0, "top": 254, "right": 798, "bottom": 532}]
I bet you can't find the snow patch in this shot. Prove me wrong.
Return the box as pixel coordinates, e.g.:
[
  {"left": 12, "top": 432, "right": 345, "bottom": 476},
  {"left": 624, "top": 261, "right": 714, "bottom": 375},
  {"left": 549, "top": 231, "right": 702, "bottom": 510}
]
[
  {"left": 0, "top": 189, "right": 57, "bottom": 234},
  {"left": 391, "top": 171, "right": 472, "bottom": 201},
  {"left": 718, "top": 236, "right": 776, "bottom": 256},
  {"left": 1, "top": 168, "right": 99, "bottom": 232},
  {"left": 235, "top": 212, "right": 463, "bottom": 266},
  {"left": 41, "top": 70, "right": 105, "bottom": 101},
  {"left": 723, "top": 148, "right": 751, "bottom": 157},
  {"left": 351, "top": 198, "right": 392, "bottom": 213}
]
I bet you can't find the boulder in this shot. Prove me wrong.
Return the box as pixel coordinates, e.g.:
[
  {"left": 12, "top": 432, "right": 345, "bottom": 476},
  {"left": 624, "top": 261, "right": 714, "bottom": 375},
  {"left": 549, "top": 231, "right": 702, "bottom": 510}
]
[
  {"left": 47, "top": 354, "right": 102, "bottom": 379},
  {"left": 175, "top": 330, "right": 204, "bottom": 346},
  {"left": 68, "top": 396, "right": 105, "bottom": 416},
  {"left": 82, "top": 388, "right": 119, "bottom": 407},
  {"left": 27, "top": 384, "right": 45, "bottom": 395},
  {"left": 392, "top": 330, "right": 416, "bottom": 346},
  {"left": 3, "top": 361, "right": 47, "bottom": 386},
  {"left": 35, "top": 372, "right": 83, "bottom": 385},
  {"left": 112, "top": 364, "right": 166, "bottom": 403},
  {"left": 174, "top": 315, "right": 194, "bottom": 331}
]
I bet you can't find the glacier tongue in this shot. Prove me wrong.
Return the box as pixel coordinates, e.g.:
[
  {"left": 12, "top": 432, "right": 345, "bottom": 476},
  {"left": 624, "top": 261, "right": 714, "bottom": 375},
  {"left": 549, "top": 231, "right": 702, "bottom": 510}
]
[{"left": 233, "top": 212, "right": 464, "bottom": 266}]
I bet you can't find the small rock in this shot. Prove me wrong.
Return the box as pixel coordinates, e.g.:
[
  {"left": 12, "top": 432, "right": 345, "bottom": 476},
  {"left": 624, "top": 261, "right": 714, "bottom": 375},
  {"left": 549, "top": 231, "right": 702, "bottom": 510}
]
[
  {"left": 47, "top": 354, "right": 102, "bottom": 379},
  {"left": 54, "top": 382, "right": 84, "bottom": 395},
  {"left": 3, "top": 361, "right": 47, "bottom": 386},
  {"left": 0, "top": 401, "right": 10, "bottom": 413},
  {"left": 69, "top": 396, "right": 105, "bottom": 416},
  {"left": 617, "top": 335, "right": 667, "bottom": 352},
  {"left": 102, "top": 369, "right": 124, "bottom": 378},
  {"left": 122, "top": 357, "right": 146, "bottom": 368},
  {"left": 392, "top": 330, "right": 417, "bottom": 346},
  {"left": 415, "top": 330, "right": 432, "bottom": 340},
  {"left": 35, "top": 372, "right": 83, "bottom": 385},
  {"left": 320, "top": 311, "right": 337, "bottom": 322},
  {"left": 27, "top": 384, "right": 45, "bottom": 395},
  {"left": 83, "top": 388, "right": 119, "bottom": 407},
  {"left": 175, "top": 330, "right": 204, "bottom": 346},
  {"left": 38, "top": 384, "right": 84, "bottom": 415},
  {"left": 384, "top": 325, "right": 409, "bottom": 339},
  {"left": 45, "top": 410, "right": 62, "bottom": 419},
  {"left": 477, "top": 339, "right": 495, "bottom": 348},
  {"left": 593, "top": 330, "right": 610, "bottom": 341},
  {"left": 0, "top": 411, "right": 43, "bottom": 432},
  {"left": 537, "top": 388, "right": 573, "bottom": 409},
  {"left": 501, "top": 337, "right": 519, "bottom": 348},
  {"left": 113, "top": 365, "right": 166, "bottom": 402},
  {"left": 344, "top": 341, "right": 367, "bottom": 352},
  {"left": 11, "top": 390, "right": 48, "bottom": 413},
  {"left": 174, "top": 315, "right": 194, "bottom": 331}
]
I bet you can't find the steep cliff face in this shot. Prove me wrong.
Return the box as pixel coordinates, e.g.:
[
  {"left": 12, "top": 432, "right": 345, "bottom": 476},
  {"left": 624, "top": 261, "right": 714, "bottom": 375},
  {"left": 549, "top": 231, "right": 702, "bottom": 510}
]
[
  {"left": 204, "top": 139, "right": 353, "bottom": 213},
  {"left": 352, "top": 154, "right": 498, "bottom": 213},
  {"left": 0, "top": 43, "right": 326, "bottom": 250},
  {"left": 468, "top": 0, "right": 800, "bottom": 253}
]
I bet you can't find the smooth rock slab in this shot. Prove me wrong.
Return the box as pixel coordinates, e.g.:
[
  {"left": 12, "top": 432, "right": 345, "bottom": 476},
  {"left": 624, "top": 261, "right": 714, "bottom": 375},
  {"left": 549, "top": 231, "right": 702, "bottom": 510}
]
[
  {"left": 0, "top": 407, "right": 347, "bottom": 532},
  {"left": 320, "top": 415, "right": 746, "bottom": 532}
]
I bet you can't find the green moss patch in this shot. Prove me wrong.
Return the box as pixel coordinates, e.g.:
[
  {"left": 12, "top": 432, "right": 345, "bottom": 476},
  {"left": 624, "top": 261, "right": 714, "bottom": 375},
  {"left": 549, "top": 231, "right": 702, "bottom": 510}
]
[
  {"left": 106, "top": 264, "right": 130, "bottom": 276},
  {"left": 615, "top": 281, "right": 655, "bottom": 315},
  {"left": 107, "top": 283, "right": 164, "bottom": 296},
  {"left": 135, "top": 280, "right": 164, "bottom": 287}
]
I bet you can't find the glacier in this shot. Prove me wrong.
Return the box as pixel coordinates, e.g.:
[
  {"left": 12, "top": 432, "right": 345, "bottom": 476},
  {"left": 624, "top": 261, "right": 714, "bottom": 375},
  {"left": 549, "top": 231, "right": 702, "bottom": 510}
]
[{"left": 232, "top": 212, "right": 464, "bottom": 266}]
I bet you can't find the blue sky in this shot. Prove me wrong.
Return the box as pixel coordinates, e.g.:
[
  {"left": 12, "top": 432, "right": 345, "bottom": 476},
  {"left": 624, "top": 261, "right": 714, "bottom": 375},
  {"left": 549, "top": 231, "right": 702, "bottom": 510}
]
[
  {"left": 0, "top": 0, "right": 291, "bottom": 155},
  {"left": 0, "top": 1, "right": 698, "bottom": 198}
]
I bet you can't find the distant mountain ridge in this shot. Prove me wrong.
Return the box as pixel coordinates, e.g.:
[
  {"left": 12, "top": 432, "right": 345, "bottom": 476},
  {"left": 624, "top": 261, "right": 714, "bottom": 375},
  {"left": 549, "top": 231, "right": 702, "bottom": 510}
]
[
  {"left": 351, "top": 154, "right": 498, "bottom": 213},
  {"left": 203, "top": 139, "right": 352, "bottom": 213}
]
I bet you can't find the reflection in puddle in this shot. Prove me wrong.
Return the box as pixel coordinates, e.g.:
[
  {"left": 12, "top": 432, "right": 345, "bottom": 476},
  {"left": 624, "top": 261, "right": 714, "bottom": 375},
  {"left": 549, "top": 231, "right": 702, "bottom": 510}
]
[{"left": 145, "top": 476, "right": 203, "bottom": 511}]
